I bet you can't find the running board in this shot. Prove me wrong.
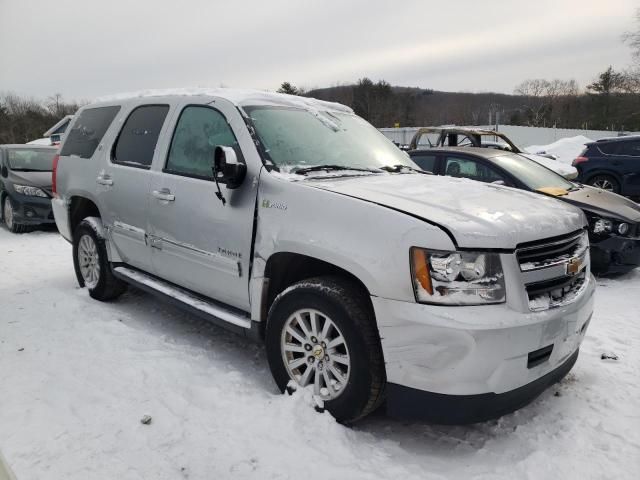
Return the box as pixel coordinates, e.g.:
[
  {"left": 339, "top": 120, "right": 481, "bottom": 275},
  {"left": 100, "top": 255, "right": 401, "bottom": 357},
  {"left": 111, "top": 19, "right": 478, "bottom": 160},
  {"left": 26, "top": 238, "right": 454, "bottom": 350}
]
[{"left": 113, "top": 266, "right": 252, "bottom": 334}]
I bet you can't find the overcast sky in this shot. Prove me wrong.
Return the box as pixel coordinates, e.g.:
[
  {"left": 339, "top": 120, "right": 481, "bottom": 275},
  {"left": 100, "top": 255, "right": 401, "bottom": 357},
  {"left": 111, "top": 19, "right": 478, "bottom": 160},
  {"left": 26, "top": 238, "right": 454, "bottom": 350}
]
[{"left": 0, "top": 0, "right": 636, "bottom": 101}]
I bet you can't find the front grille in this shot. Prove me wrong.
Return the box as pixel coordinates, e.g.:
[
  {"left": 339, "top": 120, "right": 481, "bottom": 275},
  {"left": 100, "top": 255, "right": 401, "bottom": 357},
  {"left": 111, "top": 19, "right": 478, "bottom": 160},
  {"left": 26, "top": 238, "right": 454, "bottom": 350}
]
[
  {"left": 527, "top": 271, "right": 587, "bottom": 311},
  {"left": 517, "top": 229, "right": 587, "bottom": 271}
]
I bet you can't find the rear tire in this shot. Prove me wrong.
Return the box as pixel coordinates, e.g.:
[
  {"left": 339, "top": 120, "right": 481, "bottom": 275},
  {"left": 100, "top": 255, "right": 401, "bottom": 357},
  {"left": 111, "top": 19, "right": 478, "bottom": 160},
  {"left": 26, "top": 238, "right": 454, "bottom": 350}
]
[
  {"left": 265, "top": 276, "right": 386, "bottom": 424},
  {"left": 73, "top": 219, "right": 126, "bottom": 301},
  {"left": 2, "top": 197, "right": 29, "bottom": 233},
  {"left": 587, "top": 174, "right": 620, "bottom": 194}
]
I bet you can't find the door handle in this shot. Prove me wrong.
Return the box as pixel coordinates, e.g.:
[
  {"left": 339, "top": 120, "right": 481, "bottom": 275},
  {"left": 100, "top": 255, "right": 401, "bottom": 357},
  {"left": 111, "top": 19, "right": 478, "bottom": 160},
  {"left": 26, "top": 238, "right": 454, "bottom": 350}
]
[
  {"left": 96, "top": 174, "right": 113, "bottom": 186},
  {"left": 152, "top": 188, "right": 175, "bottom": 202}
]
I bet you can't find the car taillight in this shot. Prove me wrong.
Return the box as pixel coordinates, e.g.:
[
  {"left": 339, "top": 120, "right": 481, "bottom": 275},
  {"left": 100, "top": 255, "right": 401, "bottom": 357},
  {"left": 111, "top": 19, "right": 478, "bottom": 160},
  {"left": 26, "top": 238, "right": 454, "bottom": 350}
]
[
  {"left": 52, "top": 154, "right": 60, "bottom": 196},
  {"left": 572, "top": 156, "right": 588, "bottom": 166}
]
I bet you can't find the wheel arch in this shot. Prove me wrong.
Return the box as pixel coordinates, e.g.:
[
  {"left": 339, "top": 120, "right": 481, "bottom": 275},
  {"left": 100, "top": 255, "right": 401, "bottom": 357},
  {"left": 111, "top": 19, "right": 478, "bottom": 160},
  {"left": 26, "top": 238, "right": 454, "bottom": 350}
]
[
  {"left": 260, "top": 251, "right": 375, "bottom": 327},
  {"left": 69, "top": 195, "right": 102, "bottom": 235}
]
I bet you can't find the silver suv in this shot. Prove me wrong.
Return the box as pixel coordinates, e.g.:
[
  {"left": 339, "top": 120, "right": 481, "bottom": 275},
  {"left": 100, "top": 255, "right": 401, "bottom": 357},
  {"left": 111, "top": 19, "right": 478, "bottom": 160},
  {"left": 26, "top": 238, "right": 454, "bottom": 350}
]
[{"left": 52, "top": 89, "right": 595, "bottom": 424}]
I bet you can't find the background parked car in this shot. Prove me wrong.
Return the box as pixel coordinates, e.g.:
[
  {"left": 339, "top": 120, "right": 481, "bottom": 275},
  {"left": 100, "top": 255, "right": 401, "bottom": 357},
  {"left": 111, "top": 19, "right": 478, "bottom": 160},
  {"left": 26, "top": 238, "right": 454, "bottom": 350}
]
[
  {"left": 409, "top": 147, "right": 640, "bottom": 275},
  {"left": 0, "top": 145, "right": 58, "bottom": 233},
  {"left": 408, "top": 126, "right": 577, "bottom": 179},
  {"left": 573, "top": 136, "right": 640, "bottom": 196}
]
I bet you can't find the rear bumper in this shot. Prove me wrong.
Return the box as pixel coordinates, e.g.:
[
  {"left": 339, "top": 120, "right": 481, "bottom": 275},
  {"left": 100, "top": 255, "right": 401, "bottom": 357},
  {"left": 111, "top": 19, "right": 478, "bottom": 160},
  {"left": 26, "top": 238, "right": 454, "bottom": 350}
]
[
  {"left": 591, "top": 236, "right": 640, "bottom": 275},
  {"left": 6, "top": 194, "right": 55, "bottom": 225},
  {"left": 52, "top": 196, "right": 72, "bottom": 241},
  {"left": 386, "top": 348, "right": 579, "bottom": 424}
]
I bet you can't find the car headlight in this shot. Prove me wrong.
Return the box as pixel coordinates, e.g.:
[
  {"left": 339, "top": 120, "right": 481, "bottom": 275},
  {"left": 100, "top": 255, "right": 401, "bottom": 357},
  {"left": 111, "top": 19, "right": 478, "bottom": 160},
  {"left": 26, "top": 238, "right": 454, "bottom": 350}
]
[
  {"left": 14, "top": 184, "right": 48, "bottom": 197},
  {"left": 410, "top": 248, "right": 506, "bottom": 305},
  {"left": 591, "top": 216, "right": 630, "bottom": 236}
]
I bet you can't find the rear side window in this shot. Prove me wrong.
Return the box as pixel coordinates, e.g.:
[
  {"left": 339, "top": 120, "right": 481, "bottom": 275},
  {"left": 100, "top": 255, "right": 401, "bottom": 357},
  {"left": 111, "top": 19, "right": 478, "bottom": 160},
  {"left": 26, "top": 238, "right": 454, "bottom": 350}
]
[
  {"left": 617, "top": 140, "right": 640, "bottom": 157},
  {"left": 597, "top": 142, "right": 619, "bottom": 155},
  {"left": 60, "top": 106, "right": 120, "bottom": 159},
  {"left": 410, "top": 154, "right": 437, "bottom": 172},
  {"left": 113, "top": 105, "right": 169, "bottom": 168},
  {"left": 165, "top": 106, "right": 238, "bottom": 179}
]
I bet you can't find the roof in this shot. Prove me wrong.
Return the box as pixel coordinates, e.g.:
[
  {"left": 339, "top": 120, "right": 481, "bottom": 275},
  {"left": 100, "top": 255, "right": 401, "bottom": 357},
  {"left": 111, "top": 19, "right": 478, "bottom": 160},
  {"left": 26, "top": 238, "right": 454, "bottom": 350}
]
[
  {"left": 0, "top": 144, "right": 57, "bottom": 150},
  {"left": 590, "top": 134, "right": 640, "bottom": 144},
  {"left": 93, "top": 88, "right": 353, "bottom": 114},
  {"left": 43, "top": 115, "right": 74, "bottom": 137},
  {"left": 408, "top": 146, "right": 510, "bottom": 159}
]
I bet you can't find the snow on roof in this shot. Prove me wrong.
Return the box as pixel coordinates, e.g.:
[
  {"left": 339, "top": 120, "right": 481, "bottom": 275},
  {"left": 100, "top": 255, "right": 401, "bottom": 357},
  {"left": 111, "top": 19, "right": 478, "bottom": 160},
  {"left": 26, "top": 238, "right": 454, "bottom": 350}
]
[{"left": 95, "top": 88, "right": 353, "bottom": 114}]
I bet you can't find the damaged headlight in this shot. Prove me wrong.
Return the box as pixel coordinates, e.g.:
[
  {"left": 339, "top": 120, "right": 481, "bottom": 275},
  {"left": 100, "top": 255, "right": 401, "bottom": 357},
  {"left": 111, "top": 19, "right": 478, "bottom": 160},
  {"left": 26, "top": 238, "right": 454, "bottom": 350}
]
[
  {"left": 14, "top": 184, "right": 48, "bottom": 197},
  {"left": 591, "top": 216, "right": 630, "bottom": 236},
  {"left": 410, "top": 248, "right": 505, "bottom": 305}
]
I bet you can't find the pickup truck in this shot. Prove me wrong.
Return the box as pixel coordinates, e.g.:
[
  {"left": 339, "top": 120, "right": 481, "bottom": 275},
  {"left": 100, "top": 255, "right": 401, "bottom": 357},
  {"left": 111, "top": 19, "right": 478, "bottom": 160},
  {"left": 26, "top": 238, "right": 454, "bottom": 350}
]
[{"left": 52, "top": 89, "right": 595, "bottom": 424}]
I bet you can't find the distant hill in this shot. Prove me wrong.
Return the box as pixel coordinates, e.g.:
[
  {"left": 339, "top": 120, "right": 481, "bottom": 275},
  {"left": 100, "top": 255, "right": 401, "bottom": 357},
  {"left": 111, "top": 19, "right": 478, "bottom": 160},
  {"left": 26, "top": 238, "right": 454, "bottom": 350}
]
[{"left": 303, "top": 82, "right": 638, "bottom": 131}]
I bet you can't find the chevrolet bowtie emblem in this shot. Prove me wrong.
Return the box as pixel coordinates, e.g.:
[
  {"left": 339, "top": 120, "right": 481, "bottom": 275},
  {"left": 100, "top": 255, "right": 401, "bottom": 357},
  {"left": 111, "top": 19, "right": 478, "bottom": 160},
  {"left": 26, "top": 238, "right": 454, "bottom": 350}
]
[{"left": 567, "top": 257, "right": 582, "bottom": 276}]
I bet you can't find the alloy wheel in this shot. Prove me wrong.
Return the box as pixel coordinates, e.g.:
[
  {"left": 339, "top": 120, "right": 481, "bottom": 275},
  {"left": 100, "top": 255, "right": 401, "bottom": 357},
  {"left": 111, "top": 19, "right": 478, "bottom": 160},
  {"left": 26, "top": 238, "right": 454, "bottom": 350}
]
[
  {"left": 78, "top": 234, "right": 101, "bottom": 288},
  {"left": 281, "top": 308, "right": 351, "bottom": 400},
  {"left": 3, "top": 199, "right": 13, "bottom": 230}
]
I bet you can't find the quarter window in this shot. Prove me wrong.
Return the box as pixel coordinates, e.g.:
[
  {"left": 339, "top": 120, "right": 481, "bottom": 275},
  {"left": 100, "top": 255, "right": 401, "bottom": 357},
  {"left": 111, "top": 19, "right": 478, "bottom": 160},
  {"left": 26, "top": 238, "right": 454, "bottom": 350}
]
[
  {"left": 617, "top": 141, "right": 640, "bottom": 157},
  {"left": 60, "top": 106, "right": 121, "bottom": 159},
  {"left": 113, "top": 105, "right": 169, "bottom": 168},
  {"left": 165, "top": 106, "right": 238, "bottom": 178}
]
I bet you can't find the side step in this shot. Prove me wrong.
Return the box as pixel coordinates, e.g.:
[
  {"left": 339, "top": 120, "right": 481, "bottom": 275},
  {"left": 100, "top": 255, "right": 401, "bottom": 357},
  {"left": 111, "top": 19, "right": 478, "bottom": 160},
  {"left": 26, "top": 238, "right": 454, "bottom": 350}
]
[{"left": 113, "top": 266, "right": 253, "bottom": 335}]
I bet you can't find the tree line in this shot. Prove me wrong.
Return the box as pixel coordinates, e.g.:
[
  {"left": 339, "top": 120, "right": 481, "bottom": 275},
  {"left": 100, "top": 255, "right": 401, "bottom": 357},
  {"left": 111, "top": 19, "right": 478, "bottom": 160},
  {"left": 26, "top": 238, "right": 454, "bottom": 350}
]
[{"left": 0, "top": 93, "right": 82, "bottom": 144}]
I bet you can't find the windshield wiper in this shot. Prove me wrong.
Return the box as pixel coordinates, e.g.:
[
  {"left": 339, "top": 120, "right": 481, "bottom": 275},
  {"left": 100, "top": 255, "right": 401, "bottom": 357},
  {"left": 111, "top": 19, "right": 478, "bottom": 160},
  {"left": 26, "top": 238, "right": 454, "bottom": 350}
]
[
  {"left": 293, "top": 164, "right": 382, "bottom": 175},
  {"left": 379, "top": 164, "right": 432, "bottom": 174}
]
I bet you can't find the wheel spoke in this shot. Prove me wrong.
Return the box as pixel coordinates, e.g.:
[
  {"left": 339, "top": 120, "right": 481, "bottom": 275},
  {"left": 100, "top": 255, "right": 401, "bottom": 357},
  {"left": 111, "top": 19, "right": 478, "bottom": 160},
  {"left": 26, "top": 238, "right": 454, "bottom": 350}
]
[
  {"left": 320, "top": 317, "right": 332, "bottom": 339},
  {"left": 313, "top": 366, "right": 321, "bottom": 395},
  {"left": 287, "top": 356, "right": 307, "bottom": 371},
  {"left": 285, "top": 326, "right": 306, "bottom": 345},
  {"left": 299, "top": 365, "right": 314, "bottom": 387},
  {"left": 326, "top": 335, "right": 345, "bottom": 350},
  {"left": 310, "top": 311, "right": 319, "bottom": 337},
  {"left": 283, "top": 343, "right": 306, "bottom": 354},
  {"left": 295, "top": 313, "right": 312, "bottom": 339},
  {"left": 329, "top": 364, "right": 346, "bottom": 384},
  {"left": 332, "top": 354, "right": 349, "bottom": 366},
  {"left": 322, "top": 369, "right": 332, "bottom": 392}
]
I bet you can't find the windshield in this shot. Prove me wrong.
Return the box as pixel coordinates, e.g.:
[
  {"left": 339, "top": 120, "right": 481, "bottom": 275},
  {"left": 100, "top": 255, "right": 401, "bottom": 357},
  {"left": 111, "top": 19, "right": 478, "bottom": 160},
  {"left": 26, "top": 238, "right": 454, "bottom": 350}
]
[
  {"left": 244, "top": 106, "right": 414, "bottom": 172},
  {"left": 492, "top": 154, "right": 575, "bottom": 191},
  {"left": 7, "top": 148, "right": 56, "bottom": 171}
]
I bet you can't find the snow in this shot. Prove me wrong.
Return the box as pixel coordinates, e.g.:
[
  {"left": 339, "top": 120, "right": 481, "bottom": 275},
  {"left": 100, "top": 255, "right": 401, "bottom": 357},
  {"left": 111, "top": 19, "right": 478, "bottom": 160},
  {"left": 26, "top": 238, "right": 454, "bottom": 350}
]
[
  {"left": 26, "top": 138, "right": 52, "bottom": 146},
  {"left": 95, "top": 88, "right": 353, "bottom": 114},
  {"left": 525, "top": 135, "right": 593, "bottom": 165},
  {"left": 1, "top": 228, "right": 640, "bottom": 479}
]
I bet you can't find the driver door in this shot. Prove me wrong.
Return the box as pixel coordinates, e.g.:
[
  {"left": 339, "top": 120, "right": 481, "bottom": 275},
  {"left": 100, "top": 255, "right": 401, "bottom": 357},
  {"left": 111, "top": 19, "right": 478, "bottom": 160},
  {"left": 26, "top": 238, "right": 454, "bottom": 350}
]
[{"left": 147, "top": 100, "right": 257, "bottom": 311}]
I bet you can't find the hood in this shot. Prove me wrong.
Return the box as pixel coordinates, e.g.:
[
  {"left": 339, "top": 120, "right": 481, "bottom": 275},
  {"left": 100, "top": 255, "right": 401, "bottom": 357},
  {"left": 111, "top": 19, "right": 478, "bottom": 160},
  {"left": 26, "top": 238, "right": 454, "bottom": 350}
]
[
  {"left": 8, "top": 171, "right": 52, "bottom": 189},
  {"left": 520, "top": 154, "right": 578, "bottom": 180},
  {"left": 562, "top": 185, "right": 640, "bottom": 222},
  {"left": 307, "top": 174, "right": 586, "bottom": 249}
]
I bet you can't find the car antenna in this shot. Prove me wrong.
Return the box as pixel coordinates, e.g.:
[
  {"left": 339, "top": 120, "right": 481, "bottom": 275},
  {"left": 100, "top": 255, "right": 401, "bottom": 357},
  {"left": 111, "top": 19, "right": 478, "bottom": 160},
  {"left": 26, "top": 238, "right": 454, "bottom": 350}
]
[{"left": 211, "top": 165, "right": 227, "bottom": 206}]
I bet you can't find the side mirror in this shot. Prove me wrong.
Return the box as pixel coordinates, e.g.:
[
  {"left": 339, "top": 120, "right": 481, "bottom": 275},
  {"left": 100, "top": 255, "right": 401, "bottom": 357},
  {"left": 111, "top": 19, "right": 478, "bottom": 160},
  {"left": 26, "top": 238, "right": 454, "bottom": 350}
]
[
  {"left": 214, "top": 146, "right": 246, "bottom": 190},
  {"left": 1, "top": 166, "right": 7, "bottom": 178}
]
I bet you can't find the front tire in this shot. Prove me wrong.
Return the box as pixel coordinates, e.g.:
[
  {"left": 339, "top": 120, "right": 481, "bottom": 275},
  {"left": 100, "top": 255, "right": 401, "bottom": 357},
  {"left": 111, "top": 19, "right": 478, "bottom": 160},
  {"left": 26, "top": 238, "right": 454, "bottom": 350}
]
[
  {"left": 2, "top": 197, "right": 28, "bottom": 233},
  {"left": 73, "top": 219, "right": 126, "bottom": 301},
  {"left": 265, "top": 276, "right": 386, "bottom": 423},
  {"left": 587, "top": 174, "right": 620, "bottom": 193}
]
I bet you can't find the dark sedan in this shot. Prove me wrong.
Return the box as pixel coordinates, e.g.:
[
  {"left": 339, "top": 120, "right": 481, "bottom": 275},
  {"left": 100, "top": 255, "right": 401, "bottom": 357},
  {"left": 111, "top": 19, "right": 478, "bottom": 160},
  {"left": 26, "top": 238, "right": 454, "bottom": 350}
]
[
  {"left": 409, "top": 147, "right": 640, "bottom": 275},
  {"left": 0, "top": 145, "right": 57, "bottom": 233},
  {"left": 573, "top": 136, "right": 640, "bottom": 197}
]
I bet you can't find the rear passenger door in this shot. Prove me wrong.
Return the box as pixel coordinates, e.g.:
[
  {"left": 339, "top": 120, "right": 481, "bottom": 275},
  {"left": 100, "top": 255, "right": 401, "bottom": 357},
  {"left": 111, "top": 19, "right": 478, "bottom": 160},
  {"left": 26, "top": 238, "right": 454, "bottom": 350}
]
[
  {"left": 613, "top": 141, "right": 640, "bottom": 195},
  {"left": 100, "top": 104, "right": 171, "bottom": 273}
]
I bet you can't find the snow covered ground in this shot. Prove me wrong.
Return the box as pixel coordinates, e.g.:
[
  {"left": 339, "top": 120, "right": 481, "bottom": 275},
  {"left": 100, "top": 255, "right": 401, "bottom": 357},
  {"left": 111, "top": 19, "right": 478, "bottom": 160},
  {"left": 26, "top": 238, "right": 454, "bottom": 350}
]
[{"left": 1, "top": 228, "right": 639, "bottom": 480}]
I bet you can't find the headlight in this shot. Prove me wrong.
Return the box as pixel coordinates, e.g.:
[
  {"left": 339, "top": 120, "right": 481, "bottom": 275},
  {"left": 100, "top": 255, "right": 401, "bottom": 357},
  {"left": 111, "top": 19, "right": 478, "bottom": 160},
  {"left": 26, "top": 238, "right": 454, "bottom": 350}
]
[
  {"left": 14, "top": 184, "right": 48, "bottom": 197},
  {"left": 591, "top": 216, "right": 630, "bottom": 236},
  {"left": 410, "top": 248, "right": 505, "bottom": 305}
]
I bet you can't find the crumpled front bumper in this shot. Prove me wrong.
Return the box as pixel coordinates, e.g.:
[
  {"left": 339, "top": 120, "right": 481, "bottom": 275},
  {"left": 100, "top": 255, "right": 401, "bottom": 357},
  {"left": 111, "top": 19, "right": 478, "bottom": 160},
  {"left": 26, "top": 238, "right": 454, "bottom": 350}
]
[
  {"left": 372, "top": 273, "right": 595, "bottom": 423},
  {"left": 7, "top": 194, "right": 55, "bottom": 225},
  {"left": 591, "top": 235, "right": 640, "bottom": 275}
]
